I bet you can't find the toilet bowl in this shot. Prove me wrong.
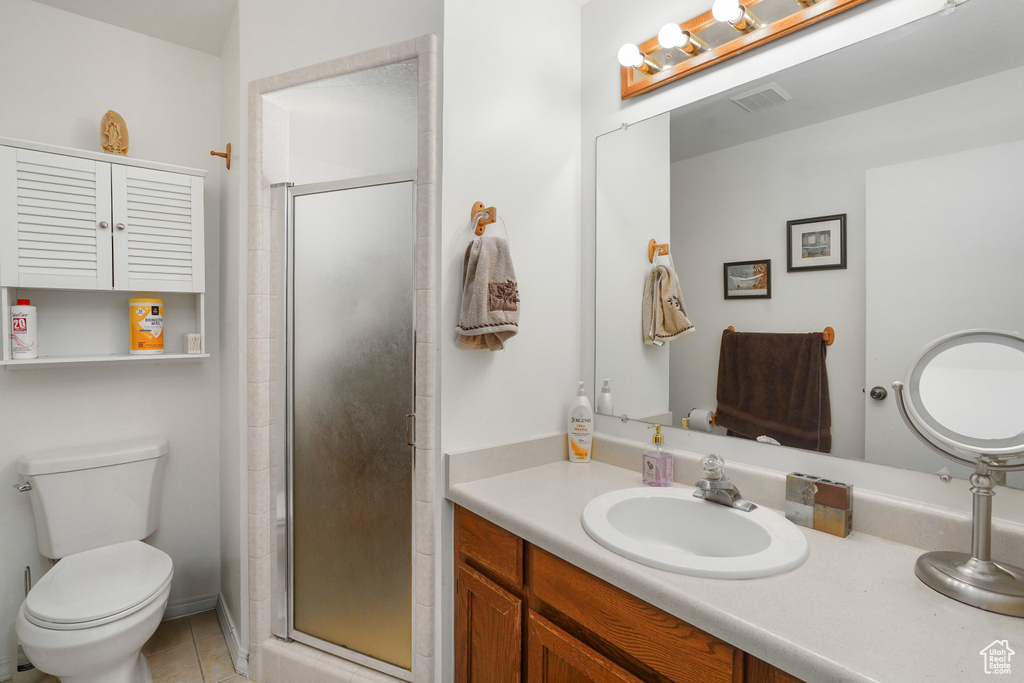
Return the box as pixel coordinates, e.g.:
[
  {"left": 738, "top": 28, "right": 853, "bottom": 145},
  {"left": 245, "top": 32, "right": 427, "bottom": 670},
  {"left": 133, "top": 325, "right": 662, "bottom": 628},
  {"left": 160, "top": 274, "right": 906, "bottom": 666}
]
[
  {"left": 12, "top": 439, "right": 174, "bottom": 683},
  {"left": 16, "top": 541, "right": 173, "bottom": 683}
]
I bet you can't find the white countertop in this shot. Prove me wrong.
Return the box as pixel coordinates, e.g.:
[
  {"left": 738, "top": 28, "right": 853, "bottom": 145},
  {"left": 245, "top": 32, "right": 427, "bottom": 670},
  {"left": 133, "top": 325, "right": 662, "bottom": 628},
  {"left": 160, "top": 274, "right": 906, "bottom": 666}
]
[{"left": 447, "top": 459, "right": 1024, "bottom": 683}]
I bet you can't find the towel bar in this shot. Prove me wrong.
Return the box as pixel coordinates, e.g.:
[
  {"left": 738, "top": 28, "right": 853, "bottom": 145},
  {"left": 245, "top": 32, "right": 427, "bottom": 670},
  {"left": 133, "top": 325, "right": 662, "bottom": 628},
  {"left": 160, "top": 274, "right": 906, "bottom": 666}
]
[{"left": 726, "top": 325, "right": 835, "bottom": 346}]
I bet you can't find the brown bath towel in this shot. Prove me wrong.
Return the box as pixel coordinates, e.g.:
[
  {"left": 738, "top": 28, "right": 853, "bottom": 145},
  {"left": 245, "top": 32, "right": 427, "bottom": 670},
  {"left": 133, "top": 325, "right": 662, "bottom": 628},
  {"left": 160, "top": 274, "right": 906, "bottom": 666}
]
[{"left": 715, "top": 329, "right": 831, "bottom": 452}]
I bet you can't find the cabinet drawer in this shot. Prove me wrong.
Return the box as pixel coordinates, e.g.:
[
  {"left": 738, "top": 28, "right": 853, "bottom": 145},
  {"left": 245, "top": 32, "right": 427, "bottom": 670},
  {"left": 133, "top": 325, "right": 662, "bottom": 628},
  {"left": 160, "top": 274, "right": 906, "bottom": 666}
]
[
  {"left": 457, "top": 506, "right": 524, "bottom": 588},
  {"left": 529, "top": 546, "right": 739, "bottom": 683}
]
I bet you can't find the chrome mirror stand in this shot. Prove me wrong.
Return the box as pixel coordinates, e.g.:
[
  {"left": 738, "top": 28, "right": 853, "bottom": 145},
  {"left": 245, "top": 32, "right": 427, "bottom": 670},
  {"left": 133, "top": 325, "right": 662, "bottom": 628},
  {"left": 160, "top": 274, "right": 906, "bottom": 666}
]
[{"left": 894, "top": 380, "right": 1024, "bottom": 617}]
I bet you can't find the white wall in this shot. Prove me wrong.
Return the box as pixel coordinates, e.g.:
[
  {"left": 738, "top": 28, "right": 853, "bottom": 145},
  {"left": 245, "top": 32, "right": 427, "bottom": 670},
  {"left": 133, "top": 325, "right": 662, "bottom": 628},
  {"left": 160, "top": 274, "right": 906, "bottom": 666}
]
[
  {"left": 441, "top": 0, "right": 582, "bottom": 453},
  {"left": 218, "top": 4, "right": 247, "bottom": 663},
  {"left": 0, "top": 0, "right": 223, "bottom": 668}
]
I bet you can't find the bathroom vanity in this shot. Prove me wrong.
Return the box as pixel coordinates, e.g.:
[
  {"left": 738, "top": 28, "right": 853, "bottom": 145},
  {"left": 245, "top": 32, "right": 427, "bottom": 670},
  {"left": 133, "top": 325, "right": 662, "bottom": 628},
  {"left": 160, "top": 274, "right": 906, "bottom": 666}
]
[
  {"left": 455, "top": 504, "right": 800, "bottom": 683},
  {"left": 447, "top": 438, "right": 1024, "bottom": 683}
]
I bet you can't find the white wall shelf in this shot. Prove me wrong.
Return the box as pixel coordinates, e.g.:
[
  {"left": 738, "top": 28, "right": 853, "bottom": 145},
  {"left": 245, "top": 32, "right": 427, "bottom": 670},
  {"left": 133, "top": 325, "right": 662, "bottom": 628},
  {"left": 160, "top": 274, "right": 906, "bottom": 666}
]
[{"left": 1, "top": 352, "right": 210, "bottom": 368}]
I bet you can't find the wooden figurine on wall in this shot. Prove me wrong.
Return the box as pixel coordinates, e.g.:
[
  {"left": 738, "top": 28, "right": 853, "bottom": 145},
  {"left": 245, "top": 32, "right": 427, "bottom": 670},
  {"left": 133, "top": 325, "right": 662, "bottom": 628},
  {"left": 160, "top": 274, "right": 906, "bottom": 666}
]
[{"left": 100, "top": 110, "right": 129, "bottom": 155}]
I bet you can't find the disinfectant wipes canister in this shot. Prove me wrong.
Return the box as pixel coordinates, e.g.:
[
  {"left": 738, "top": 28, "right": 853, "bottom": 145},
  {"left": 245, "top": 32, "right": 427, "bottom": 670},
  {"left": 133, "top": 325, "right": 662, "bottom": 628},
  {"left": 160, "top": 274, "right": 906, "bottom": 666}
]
[{"left": 129, "top": 297, "right": 164, "bottom": 354}]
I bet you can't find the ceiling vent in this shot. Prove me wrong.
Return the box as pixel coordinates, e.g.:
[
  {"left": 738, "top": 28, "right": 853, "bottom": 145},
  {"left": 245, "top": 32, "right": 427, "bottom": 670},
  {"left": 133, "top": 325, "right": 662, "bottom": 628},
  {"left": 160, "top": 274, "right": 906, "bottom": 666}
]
[{"left": 729, "top": 83, "right": 793, "bottom": 113}]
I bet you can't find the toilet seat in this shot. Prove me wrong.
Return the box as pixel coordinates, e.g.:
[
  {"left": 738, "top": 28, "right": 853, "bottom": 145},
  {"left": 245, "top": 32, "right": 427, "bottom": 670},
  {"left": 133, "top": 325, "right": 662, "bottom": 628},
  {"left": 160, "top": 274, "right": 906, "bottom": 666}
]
[{"left": 24, "top": 540, "right": 173, "bottom": 631}]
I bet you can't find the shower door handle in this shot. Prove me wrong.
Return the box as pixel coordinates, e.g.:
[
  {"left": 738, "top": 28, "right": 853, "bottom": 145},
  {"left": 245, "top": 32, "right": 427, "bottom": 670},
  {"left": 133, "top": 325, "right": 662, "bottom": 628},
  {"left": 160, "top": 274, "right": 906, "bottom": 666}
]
[{"left": 405, "top": 413, "right": 416, "bottom": 447}]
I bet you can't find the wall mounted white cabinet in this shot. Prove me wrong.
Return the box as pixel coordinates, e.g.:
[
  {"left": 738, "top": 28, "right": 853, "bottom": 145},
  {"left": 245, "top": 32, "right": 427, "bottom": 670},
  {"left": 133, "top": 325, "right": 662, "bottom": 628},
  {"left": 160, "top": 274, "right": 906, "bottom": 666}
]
[{"left": 0, "top": 138, "right": 208, "bottom": 366}]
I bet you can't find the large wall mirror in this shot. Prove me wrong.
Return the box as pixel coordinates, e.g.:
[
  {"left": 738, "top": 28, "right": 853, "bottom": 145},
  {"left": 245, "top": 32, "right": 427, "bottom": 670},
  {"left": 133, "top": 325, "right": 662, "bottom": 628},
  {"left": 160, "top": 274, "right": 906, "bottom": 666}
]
[{"left": 595, "top": 1, "right": 1024, "bottom": 488}]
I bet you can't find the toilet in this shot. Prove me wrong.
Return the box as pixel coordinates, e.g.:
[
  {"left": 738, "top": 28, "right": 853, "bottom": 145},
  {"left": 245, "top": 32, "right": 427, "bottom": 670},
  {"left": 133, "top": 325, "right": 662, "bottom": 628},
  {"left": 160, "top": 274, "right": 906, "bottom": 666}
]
[{"left": 14, "top": 438, "right": 173, "bottom": 683}]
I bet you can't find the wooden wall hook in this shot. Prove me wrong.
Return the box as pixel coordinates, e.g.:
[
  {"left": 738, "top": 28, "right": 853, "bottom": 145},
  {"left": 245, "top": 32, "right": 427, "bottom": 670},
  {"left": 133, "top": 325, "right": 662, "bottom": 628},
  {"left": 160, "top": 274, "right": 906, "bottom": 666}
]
[
  {"left": 648, "top": 238, "right": 669, "bottom": 263},
  {"left": 471, "top": 201, "right": 497, "bottom": 235},
  {"left": 210, "top": 142, "right": 231, "bottom": 170}
]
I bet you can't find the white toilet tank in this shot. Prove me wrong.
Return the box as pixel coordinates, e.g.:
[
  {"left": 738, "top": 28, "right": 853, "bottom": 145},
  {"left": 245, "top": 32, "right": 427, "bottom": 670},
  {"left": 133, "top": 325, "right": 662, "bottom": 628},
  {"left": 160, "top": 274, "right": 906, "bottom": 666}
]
[{"left": 17, "top": 438, "right": 169, "bottom": 559}]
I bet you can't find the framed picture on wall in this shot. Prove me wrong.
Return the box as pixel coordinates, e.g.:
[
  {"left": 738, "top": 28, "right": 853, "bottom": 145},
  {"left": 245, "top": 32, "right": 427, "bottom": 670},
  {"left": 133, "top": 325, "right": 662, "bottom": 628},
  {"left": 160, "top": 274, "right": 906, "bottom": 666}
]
[
  {"left": 724, "top": 259, "right": 771, "bottom": 299},
  {"left": 787, "top": 214, "right": 847, "bottom": 272}
]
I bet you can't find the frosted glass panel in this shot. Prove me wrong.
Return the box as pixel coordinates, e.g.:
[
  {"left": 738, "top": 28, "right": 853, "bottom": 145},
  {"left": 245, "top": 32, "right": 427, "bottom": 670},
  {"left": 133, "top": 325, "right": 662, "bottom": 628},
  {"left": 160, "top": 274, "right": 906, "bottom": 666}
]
[{"left": 291, "top": 181, "right": 414, "bottom": 670}]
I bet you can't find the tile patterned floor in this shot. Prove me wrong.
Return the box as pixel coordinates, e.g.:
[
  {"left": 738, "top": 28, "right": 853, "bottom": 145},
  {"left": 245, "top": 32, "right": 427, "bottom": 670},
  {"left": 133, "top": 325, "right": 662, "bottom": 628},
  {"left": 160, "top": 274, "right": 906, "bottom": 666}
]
[{"left": 39, "top": 610, "right": 254, "bottom": 683}]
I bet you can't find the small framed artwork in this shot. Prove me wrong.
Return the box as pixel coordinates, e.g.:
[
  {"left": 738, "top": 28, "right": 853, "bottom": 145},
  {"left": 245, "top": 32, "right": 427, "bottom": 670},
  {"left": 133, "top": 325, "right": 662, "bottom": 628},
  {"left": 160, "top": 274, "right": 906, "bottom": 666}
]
[
  {"left": 724, "top": 259, "right": 771, "bottom": 299},
  {"left": 787, "top": 214, "right": 847, "bottom": 272}
]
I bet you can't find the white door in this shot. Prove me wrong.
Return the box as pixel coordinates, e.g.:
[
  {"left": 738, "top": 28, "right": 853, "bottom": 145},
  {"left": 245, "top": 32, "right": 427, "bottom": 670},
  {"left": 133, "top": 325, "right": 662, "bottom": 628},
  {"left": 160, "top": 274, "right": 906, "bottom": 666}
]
[
  {"left": 864, "top": 141, "right": 1024, "bottom": 479},
  {"left": 0, "top": 147, "right": 112, "bottom": 289},
  {"left": 111, "top": 165, "right": 204, "bottom": 292}
]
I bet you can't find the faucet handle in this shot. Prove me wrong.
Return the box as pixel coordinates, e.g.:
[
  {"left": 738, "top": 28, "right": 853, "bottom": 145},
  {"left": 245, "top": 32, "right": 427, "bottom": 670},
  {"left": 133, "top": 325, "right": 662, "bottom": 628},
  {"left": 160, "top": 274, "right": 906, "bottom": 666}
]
[{"left": 700, "top": 454, "right": 725, "bottom": 480}]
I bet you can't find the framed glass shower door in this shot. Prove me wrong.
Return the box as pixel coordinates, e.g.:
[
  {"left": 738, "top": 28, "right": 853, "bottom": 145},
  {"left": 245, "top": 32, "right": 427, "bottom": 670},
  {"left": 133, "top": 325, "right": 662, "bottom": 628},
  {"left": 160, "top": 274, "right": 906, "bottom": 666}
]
[{"left": 275, "top": 173, "right": 415, "bottom": 678}]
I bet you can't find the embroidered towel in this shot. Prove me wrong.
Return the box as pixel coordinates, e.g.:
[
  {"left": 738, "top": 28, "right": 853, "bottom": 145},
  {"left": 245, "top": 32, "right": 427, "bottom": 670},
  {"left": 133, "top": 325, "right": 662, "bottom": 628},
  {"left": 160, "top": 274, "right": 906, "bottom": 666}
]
[
  {"left": 642, "top": 264, "right": 694, "bottom": 346},
  {"left": 456, "top": 236, "right": 520, "bottom": 351}
]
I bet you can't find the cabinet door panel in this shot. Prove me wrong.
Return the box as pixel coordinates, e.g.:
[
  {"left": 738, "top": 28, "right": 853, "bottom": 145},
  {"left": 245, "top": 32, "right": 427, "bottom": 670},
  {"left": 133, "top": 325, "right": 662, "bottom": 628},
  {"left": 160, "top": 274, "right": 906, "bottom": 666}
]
[
  {"left": 528, "top": 612, "right": 646, "bottom": 683},
  {"left": 456, "top": 563, "right": 522, "bottom": 683},
  {"left": 112, "top": 165, "right": 203, "bottom": 292},
  {"left": 1, "top": 147, "right": 112, "bottom": 289}
]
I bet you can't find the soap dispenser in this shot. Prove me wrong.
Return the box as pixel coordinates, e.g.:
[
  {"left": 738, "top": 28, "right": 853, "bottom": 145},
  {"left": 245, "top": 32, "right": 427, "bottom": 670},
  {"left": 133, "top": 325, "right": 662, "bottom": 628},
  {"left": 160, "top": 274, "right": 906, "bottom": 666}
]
[
  {"left": 642, "top": 424, "right": 673, "bottom": 486},
  {"left": 596, "top": 379, "right": 614, "bottom": 415}
]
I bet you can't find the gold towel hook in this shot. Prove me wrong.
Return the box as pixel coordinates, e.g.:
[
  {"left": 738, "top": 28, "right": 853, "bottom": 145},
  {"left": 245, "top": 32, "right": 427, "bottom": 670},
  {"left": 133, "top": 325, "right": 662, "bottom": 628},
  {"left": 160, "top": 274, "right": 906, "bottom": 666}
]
[
  {"left": 210, "top": 142, "right": 231, "bottom": 170},
  {"left": 648, "top": 238, "right": 669, "bottom": 263},
  {"left": 471, "top": 201, "right": 497, "bottom": 235}
]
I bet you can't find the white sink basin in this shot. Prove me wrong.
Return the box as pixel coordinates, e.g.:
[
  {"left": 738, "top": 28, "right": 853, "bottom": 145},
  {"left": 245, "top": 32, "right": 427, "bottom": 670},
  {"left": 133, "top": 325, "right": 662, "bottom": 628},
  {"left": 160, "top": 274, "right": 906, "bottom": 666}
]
[{"left": 581, "top": 487, "right": 809, "bottom": 579}]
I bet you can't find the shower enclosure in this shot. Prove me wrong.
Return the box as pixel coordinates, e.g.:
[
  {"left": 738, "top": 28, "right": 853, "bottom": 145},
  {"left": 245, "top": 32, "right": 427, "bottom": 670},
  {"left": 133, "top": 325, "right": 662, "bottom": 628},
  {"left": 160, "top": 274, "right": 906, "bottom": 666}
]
[{"left": 271, "top": 173, "right": 416, "bottom": 679}]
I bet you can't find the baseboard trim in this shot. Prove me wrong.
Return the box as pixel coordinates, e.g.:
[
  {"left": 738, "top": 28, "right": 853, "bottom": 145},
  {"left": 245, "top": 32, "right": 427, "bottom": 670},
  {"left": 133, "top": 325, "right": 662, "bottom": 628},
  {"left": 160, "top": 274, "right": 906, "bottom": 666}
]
[
  {"left": 216, "top": 594, "right": 249, "bottom": 676},
  {"left": 163, "top": 595, "right": 218, "bottom": 620}
]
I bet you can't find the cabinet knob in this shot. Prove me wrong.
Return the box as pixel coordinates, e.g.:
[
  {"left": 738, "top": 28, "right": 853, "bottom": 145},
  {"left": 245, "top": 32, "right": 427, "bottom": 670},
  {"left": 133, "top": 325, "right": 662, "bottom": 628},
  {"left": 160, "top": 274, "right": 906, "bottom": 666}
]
[
  {"left": 870, "top": 386, "right": 888, "bottom": 401},
  {"left": 99, "top": 221, "right": 109, "bottom": 230},
  {"left": 116, "top": 223, "right": 126, "bottom": 231}
]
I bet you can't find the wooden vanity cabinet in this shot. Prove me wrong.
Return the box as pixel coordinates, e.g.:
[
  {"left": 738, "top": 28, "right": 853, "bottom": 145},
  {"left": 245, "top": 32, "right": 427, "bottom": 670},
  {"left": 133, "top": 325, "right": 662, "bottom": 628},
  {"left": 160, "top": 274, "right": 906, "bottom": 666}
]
[{"left": 454, "top": 505, "right": 805, "bottom": 683}]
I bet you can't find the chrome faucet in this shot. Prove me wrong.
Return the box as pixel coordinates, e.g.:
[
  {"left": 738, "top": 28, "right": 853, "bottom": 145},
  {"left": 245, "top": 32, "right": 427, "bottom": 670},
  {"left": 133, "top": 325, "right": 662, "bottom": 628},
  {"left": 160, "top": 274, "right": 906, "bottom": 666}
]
[{"left": 693, "top": 454, "right": 756, "bottom": 512}]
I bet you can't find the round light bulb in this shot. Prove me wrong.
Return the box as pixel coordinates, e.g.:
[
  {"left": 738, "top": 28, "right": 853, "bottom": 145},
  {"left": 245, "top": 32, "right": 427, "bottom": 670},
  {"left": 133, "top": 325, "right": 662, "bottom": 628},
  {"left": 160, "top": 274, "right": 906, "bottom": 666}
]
[
  {"left": 658, "top": 23, "right": 684, "bottom": 49},
  {"left": 617, "top": 43, "right": 643, "bottom": 69},
  {"left": 712, "top": 0, "right": 743, "bottom": 24}
]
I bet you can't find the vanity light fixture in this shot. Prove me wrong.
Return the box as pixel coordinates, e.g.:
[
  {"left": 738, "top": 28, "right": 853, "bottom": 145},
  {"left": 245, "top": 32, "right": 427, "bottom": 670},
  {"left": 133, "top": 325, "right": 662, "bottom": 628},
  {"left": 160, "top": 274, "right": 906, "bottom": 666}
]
[
  {"left": 658, "top": 23, "right": 709, "bottom": 56},
  {"left": 618, "top": 0, "right": 871, "bottom": 100},
  {"left": 617, "top": 43, "right": 663, "bottom": 74},
  {"left": 712, "top": 0, "right": 764, "bottom": 34}
]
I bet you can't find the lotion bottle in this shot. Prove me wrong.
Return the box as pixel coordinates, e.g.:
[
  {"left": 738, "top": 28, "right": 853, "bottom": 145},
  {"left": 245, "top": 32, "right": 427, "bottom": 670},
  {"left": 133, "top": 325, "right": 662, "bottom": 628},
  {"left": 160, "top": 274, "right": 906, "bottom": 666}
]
[
  {"left": 568, "top": 381, "right": 593, "bottom": 463},
  {"left": 642, "top": 424, "right": 673, "bottom": 486}
]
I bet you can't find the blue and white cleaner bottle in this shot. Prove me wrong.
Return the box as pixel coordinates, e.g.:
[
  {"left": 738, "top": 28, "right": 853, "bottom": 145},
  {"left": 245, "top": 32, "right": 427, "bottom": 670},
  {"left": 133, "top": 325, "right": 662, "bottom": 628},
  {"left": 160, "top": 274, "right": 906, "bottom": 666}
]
[{"left": 568, "top": 381, "right": 593, "bottom": 463}]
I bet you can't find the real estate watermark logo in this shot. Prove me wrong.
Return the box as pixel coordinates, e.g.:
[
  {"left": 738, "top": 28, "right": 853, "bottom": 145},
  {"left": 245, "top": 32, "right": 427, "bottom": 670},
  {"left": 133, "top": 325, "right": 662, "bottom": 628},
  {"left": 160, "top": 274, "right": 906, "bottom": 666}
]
[{"left": 980, "top": 640, "right": 1014, "bottom": 675}]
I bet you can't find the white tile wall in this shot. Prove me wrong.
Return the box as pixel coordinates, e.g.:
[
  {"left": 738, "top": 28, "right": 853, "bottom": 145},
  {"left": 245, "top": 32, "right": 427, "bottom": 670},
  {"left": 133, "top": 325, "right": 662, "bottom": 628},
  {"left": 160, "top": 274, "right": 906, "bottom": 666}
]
[{"left": 246, "top": 35, "right": 439, "bottom": 683}]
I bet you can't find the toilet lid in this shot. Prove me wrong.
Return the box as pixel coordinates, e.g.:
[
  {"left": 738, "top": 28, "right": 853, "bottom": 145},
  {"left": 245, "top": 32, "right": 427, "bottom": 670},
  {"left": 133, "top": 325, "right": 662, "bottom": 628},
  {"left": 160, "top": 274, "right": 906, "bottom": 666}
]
[{"left": 24, "top": 541, "right": 173, "bottom": 630}]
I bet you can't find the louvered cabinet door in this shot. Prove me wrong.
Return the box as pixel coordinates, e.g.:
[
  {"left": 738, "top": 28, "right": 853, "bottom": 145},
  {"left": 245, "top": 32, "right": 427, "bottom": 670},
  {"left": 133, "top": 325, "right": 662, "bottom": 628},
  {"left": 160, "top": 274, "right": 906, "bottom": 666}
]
[
  {"left": 0, "top": 147, "right": 113, "bottom": 289},
  {"left": 111, "top": 165, "right": 204, "bottom": 293}
]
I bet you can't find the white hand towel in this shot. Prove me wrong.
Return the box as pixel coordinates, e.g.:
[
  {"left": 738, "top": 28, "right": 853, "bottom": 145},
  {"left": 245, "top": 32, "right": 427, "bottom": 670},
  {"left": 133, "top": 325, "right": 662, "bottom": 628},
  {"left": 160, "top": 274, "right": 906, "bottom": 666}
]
[
  {"left": 456, "top": 236, "right": 520, "bottom": 351},
  {"left": 642, "top": 263, "right": 694, "bottom": 346}
]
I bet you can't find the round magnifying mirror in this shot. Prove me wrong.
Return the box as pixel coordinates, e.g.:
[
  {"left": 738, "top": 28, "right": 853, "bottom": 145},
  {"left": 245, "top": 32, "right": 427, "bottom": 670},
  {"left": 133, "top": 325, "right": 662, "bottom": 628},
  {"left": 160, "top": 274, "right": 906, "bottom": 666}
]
[{"left": 904, "top": 329, "right": 1024, "bottom": 460}]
